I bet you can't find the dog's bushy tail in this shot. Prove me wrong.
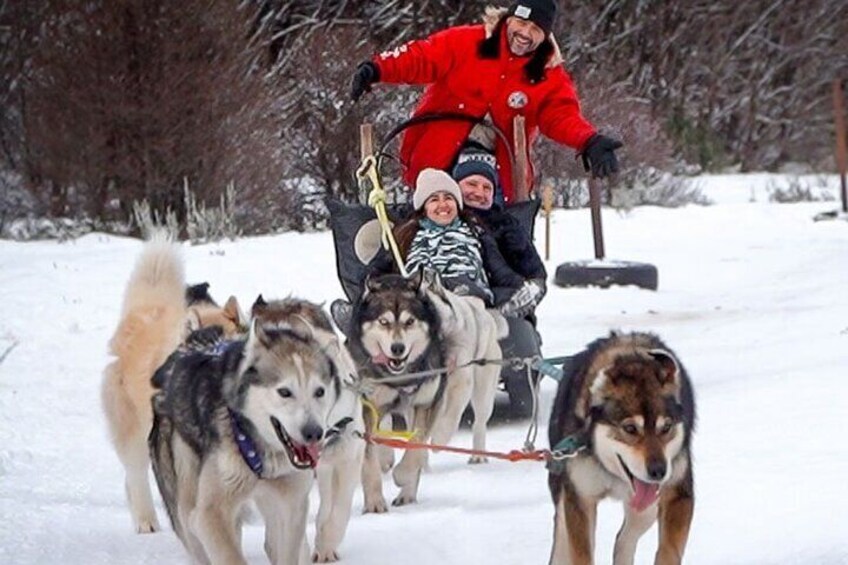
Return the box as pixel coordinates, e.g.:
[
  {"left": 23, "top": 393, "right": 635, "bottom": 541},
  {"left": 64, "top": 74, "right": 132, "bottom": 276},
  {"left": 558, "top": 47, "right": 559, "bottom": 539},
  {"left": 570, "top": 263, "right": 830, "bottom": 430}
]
[
  {"left": 108, "top": 232, "right": 187, "bottom": 361},
  {"left": 103, "top": 231, "right": 187, "bottom": 438},
  {"left": 119, "top": 231, "right": 185, "bottom": 319}
]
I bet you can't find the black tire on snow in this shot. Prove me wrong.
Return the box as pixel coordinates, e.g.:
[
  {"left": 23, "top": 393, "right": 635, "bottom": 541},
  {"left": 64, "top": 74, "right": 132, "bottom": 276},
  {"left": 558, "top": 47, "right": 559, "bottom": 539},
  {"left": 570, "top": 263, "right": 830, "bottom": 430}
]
[{"left": 554, "top": 260, "right": 658, "bottom": 290}]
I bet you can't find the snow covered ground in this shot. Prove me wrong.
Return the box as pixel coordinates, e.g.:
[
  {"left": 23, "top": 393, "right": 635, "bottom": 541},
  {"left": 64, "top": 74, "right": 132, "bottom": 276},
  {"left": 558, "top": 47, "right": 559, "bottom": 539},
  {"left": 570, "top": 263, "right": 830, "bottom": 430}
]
[{"left": 1, "top": 173, "right": 846, "bottom": 564}]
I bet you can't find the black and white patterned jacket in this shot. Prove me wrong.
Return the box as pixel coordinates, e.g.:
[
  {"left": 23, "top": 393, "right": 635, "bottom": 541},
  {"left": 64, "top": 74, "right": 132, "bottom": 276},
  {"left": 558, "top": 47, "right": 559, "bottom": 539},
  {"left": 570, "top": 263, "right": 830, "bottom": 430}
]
[
  {"left": 369, "top": 217, "right": 525, "bottom": 306},
  {"left": 405, "top": 218, "right": 493, "bottom": 302}
]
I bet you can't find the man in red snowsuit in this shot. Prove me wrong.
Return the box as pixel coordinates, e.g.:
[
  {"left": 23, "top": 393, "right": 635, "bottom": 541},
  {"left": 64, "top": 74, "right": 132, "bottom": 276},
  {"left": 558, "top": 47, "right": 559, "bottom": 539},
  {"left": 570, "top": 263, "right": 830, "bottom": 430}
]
[{"left": 351, "top": 0, "right": 622, "bottom": 203}]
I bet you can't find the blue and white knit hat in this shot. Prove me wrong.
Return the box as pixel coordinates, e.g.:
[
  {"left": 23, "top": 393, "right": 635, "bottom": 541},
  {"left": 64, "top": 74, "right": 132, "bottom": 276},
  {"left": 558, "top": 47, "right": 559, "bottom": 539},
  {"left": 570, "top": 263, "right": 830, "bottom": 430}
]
[{"left": 452, "top": 147, "right": 499, "bottom": 192}]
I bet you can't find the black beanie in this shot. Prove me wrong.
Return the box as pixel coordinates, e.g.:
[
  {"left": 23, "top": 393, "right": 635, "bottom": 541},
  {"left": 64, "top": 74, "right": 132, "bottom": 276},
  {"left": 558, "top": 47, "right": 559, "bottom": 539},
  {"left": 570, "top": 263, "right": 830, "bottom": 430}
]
[{"left": 507, "top": 0, "right": 557, "bottom": 36}]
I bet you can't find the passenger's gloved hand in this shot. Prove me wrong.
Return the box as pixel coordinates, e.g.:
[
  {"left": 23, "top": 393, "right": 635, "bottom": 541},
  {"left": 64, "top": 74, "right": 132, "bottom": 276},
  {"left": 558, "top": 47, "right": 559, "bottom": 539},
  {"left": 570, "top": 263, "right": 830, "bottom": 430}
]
[
  {"left": 581, "top": 134, "right": 623, "bottom": 179},
  {"left": 350, "top": 61, "right": 380, "bottom": 102},
  {"left": 330, "top": 298, "right": 353, "bottom": 337},
  {"left": 498, "top": 279, "right": 547, "bottom": 318}
]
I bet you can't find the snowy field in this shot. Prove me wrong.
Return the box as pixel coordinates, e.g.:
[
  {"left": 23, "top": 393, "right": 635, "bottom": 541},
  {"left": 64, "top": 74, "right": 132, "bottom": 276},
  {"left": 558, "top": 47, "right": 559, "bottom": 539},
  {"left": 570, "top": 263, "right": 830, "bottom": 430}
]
[{"left": 1, "top": 173, "right": 847, "bottom": 564}]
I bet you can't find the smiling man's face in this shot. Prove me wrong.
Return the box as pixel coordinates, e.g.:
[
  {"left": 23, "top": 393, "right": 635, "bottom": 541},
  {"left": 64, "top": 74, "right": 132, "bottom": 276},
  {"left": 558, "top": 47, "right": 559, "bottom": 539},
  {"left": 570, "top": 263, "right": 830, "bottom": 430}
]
[{"left": 505, "top": 16, "right": 545, "bottom": 57}]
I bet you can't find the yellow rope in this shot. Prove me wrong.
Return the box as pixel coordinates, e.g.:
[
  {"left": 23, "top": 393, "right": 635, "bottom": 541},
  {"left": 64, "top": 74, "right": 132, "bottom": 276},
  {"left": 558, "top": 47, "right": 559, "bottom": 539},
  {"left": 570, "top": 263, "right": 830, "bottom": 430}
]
[
  {"left": 356, "top": 155, "right": 408, "bottom": 277},
  {"left": 361, "top": 397, "right": 417, "bottom": 441}
]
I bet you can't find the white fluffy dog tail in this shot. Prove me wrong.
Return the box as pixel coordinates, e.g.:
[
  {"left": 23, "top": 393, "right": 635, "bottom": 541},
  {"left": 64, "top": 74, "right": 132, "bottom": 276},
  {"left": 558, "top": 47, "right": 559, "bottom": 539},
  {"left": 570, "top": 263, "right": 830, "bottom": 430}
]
[
  {"left": 119, "top": 231, "right": 185, "bottom": 318},
  {"left": 107, "top": 231, "right": 187, "bottom": 360}
]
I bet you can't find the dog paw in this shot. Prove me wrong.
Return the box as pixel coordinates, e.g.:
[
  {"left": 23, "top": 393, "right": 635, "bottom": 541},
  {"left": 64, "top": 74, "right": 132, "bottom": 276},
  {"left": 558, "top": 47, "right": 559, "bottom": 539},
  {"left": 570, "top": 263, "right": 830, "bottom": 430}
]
[
  {"left": 312, "top": 549, "right": 340, "bottom": 563},
  {"left": 363, "top": 498, "right": 389, "bottom": 514},
  {"left": 468, "top": 455, "right": 488, "bottom": 465},
  {"left": 135, "top": 519, "right": 159, "bottom": 534},
  {"left": 391, "top": 493, "right": 417, "bottom": 507}
]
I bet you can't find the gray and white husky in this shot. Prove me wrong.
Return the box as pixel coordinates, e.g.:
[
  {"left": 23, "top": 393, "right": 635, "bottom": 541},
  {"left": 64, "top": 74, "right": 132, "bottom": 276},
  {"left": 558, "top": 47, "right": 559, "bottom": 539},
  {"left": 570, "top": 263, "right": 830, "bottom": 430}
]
[
  {"left": 341, "top": 270, "right": 505, "bottom": 509},
  {"left": 419, "top": 269, "right": 507, "bottom": 463},
  {"left": 342, "top": 272, "right": 447, "bottom": 510},
  {"left": 149, "top": 317, "right": 341, "bottom": 565}
]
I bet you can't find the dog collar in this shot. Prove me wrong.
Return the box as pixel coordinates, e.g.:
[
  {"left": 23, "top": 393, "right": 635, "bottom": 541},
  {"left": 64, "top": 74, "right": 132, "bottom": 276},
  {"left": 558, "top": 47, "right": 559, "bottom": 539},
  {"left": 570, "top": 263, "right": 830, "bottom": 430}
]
[{"left": 230, "top": 410, "right": 263, "bottom": 476}]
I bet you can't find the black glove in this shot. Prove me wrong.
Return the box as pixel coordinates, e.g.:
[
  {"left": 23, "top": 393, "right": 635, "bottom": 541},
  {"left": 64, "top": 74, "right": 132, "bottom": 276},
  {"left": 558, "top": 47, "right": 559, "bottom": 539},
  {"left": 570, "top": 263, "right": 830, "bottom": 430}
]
[
  {"left": 498, "top": 279, "right": 547, "bottom": 318},
  {"left": 350, "top": 61, "right": 380, "bottom": 102},
  {"left": 330, "top": 298, "right": 353, "bottom": 337},
  {"left": 581, "top": 134, "right": 623, "bottom": 179}
]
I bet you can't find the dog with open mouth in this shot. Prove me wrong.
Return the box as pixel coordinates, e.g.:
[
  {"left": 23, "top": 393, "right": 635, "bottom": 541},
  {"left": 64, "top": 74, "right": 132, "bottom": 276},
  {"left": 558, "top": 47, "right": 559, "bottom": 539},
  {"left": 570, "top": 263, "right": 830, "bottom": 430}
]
[
  {"left": 249, "top": 295, "right": 365, "bottom": 563},
  {"left": 547, "top": 332, "right": 696, "bottom": 565},
  {"left": 148, "top": 316, "right": 341, "bottom": 565},
  {"left": 340, "top": 272, "right": 450, "bottom": 510}
]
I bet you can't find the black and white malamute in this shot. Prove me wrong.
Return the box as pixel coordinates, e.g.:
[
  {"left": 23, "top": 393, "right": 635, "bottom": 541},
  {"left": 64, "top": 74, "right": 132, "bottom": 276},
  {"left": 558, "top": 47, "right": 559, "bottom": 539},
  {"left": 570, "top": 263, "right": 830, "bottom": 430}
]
[{"left": 547, "top": 332, "right": 696, "bottom": 565}]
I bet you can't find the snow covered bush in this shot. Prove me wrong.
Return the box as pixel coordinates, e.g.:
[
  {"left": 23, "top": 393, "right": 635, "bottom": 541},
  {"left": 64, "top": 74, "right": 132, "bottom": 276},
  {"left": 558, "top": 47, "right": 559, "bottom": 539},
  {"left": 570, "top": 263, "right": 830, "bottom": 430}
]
[
  {"left": 184, "top": 181, "right": 241, "bottom": 244},
  {"left": 767, "top": 176, "right": 836, "bottom": 203},
  {"left": 612, "top": 167, "right": 712, "bottom": 210},
  {"left": 1, "top": 216, "right": 131, "bottom": 241},
  {"left": 131, "top": 200, "right": 179, "bottom": 241}
]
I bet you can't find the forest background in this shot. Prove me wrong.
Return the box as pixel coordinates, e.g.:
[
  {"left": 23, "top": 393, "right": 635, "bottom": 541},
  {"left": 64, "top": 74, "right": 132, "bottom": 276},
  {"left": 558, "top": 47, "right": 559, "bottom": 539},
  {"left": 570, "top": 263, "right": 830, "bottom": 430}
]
[{"left": 1, "top": 0, "right": 846, "bottom": 237}]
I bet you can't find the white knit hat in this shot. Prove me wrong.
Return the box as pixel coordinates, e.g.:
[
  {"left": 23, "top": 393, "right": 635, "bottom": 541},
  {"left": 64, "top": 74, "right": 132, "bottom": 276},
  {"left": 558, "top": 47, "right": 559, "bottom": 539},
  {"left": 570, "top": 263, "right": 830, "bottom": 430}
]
[{"left": 413, "top": 168, "right": 464, "bottom": 211}]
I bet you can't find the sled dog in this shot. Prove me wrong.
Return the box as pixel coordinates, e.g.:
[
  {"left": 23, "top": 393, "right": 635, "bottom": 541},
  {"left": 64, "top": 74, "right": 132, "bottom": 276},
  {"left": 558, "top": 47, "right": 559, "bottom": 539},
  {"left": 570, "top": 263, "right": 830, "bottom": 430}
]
[
  {"left": 100, "top": 233, "right": 243, "bottom": 533},
  {"left": 547, "top": 332, "right": 696, "bottom": 565},
  {"left": 149, "top": 317, "right": 341, "bottom": 564},
  {"left": 420, "top": 269, "right": 507, "bottom": 463},
  {"left": 340, "top": 272, "right": 449, "bottom": 510},
  {"left": 250, "top": 295, "right": 365, "bottom": 563}
]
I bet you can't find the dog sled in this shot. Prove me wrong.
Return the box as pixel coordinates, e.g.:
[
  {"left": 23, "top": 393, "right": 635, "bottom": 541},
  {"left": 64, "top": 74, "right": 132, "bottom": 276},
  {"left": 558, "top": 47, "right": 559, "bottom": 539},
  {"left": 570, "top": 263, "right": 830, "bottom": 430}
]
[{"left": 327, "top": 114, "right": 544, "bottom": 417}]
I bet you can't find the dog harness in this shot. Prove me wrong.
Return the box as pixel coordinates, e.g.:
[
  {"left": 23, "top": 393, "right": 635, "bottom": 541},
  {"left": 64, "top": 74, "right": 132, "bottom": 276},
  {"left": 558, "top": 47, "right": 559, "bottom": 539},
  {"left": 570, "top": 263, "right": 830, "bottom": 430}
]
[{"left": 323, "top": 417, "right": 354, "bottom": 448}]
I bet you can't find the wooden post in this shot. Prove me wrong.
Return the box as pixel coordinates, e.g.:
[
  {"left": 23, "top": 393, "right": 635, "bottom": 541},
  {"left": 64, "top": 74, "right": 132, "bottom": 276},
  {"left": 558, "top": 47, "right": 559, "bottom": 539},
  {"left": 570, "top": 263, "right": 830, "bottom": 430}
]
[
  {"left": 360, "top": 122, "right": 373, "bottom": 161},
  {"left": 588, "top": 177, "right": 605, "bottom": 260},
  {"left": 542, "top": 181, "right": 554, "bottom": 261},
  {"left": 512, "top": 115, "right": 528, "bottom": 202},
  {"left": 833, "top": 80, "right": 848, "bottom": 214},
  {"left": 359, "top": 123, "right": 374, "bottom": 204}
]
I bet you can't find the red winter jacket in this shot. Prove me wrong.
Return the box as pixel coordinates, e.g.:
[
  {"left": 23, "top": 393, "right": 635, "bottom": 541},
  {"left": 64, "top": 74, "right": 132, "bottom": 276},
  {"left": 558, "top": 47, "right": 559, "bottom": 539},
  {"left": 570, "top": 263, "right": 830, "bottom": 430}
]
[{"left": 373, "top": 15, "right": 596, "bottom": 202}]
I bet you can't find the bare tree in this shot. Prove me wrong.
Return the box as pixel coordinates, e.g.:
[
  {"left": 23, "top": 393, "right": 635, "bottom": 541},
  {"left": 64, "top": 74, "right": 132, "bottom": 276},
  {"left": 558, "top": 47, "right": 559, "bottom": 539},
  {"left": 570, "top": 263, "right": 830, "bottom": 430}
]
[
  {"left": 562, "top": 0, "right": 848, "bottom": 170},
  {"left": 4, "top": 0, "right": 847, "bottom": 234}
]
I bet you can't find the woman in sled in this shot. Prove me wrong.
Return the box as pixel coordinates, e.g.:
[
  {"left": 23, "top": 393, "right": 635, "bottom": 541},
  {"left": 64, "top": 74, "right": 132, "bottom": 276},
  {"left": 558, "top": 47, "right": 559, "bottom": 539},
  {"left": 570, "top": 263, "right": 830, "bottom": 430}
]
[{"left": 368, "top": 168, "right": 524, "bottom": 305}]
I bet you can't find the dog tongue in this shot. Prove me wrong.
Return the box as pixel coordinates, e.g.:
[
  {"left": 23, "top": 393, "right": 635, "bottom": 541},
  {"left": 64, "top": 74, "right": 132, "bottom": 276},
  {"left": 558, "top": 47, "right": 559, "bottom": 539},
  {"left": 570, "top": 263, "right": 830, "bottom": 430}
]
[
  {"left": 371, "top": 352, "right": 390, "bottom": 365},
  {"left": 293, "top": 442, "right": 320, "bottom": 468},
  {"left": 305, "top": 442, "right": 321, "bottom": 466},
  {"left": 630, "top": 479, "right": 660, "bottom": 513}
]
